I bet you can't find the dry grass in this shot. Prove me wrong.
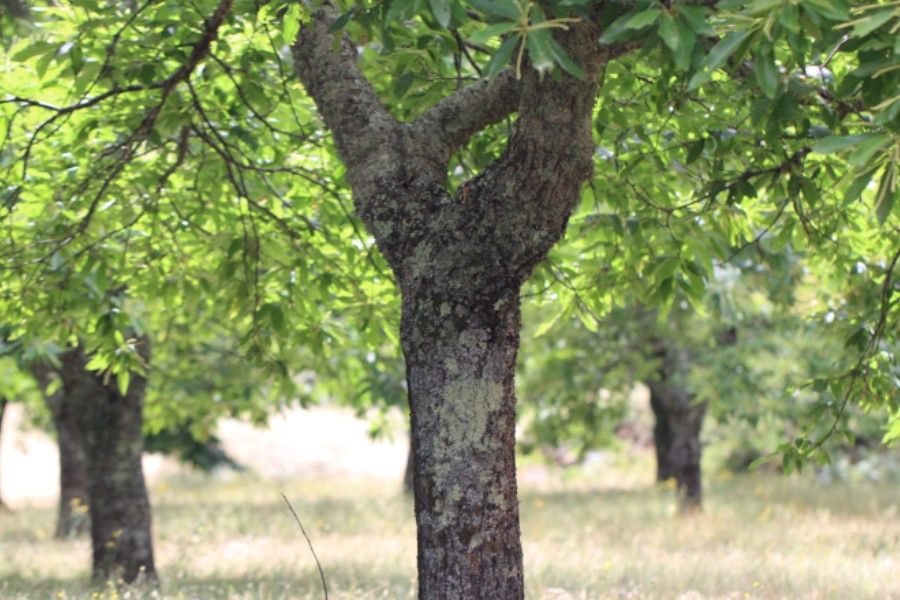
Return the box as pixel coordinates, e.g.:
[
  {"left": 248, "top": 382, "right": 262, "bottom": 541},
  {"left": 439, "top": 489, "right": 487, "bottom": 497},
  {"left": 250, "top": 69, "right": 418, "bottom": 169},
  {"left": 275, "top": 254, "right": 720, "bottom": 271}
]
[{"left": 1, "top": 456, "right": 899, "bottom": 599}]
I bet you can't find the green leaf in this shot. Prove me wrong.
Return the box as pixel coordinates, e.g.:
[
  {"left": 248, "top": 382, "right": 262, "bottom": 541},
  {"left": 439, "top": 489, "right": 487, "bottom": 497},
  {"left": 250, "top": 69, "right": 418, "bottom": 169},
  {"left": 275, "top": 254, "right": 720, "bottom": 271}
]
[
  {"left": 657, "top": 13, "right": 679, "bottom": 52},
  {"left": 672, "top": 16, "right": 696, "bottom": 70},
  {"left": 874, "top": 162, "right": 897, "bottom": 226},
  {"left": 748, "top": 452, "right": 779, "bottom": 470},
  {"left": 803, "top": 0, "right": 850, "bottom": 20},
  {"left": 468, "top": 22, "right": 518, "bottom": 45},
  {"left": 393, "top": 72, "right": 414, "bottom": 98},
  {"left": 844, "top": 168, "right": 876, "bottom": 204},
  {"left": 283, "top": 3, "right": 302, "bottom": 45},
  {"left": 678, "top": 5, "right": 715, "bottom": 36},
  {"left": 702, "top": 30, "right": 753, "bottom": 73},
  {"left": 755, "top": 52, "right": 780, "bottom": 98},
  {"left": 653, "top": 256, "right": 681, "bottom": 281},
  {"left": 811, "top": 134, "right": 876, "bottom": 155},
  {"left": 484, "top": 35, "right": 519, "bottom": 82},
  {"left": 118, "top": 369, "right": 131, "bottom": 396},
  {"left": 45, "top": 377, "right": 62, "bottom": 397},
  {"left": 686, "top": 139, "right": 705, "bottom": 164},
  {"left": 689, "top": 30, "right": 753, "bottom": 90},
  {"left": 545, "top": 35, "right": 585, "bottom": 79},
  {"left": 847, "top": 133, "right": 891, "bottom": 167},
  {"left": 428, "top": 0, "right": 451, "bottom": 28},
  {"left": 852, "top": 8, "right": 896, "bottom": 38},
  {"left": 625, "top": 9, "right": 661, "bottom": 30},
  {"left": 468, "top": 0, "right": 521, "bottom": 21},
  {"left": 327, "top": 11, "right": 353, "bottom": 34},
  {"left": 10, "top": 41, "right": 55, "bottom": 62},
  {"left": 385, "top": 0, "right": 415, "bottom": 23},
  {"left": 526, "top": 28, "right": 555, "bottom": 73},
  {"left": 599, "top": 13, "right": 637, "bottom": 44}
]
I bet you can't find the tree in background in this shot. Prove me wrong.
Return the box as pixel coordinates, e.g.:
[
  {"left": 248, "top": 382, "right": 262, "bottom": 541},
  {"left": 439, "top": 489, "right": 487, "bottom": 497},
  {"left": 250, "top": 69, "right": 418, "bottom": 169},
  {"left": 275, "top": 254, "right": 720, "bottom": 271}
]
[
  {"left": 57, "top": 341, "right": 156, "bottom": 583},
  {"left": 32, "top": 362, "right": 91, "bottom": 538},
  {"left": 3, "top": 0, "right": 900, "bottom": 597}
]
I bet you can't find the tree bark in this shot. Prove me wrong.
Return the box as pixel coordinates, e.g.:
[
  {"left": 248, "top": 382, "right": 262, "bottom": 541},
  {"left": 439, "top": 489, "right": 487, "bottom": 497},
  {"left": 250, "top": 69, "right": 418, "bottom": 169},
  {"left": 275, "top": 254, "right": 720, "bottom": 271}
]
[
  {"left": 648, "top": 345, "right": 706, "bottom": 511},
  {"left": 32, "top": 365, "right": 91, "bottom": 538},
  {"left": 57, "top": 343, "right": 156, "bottom": 584},
  {"left": 292, "top": 6, "right": 614, "bottom": 597}
]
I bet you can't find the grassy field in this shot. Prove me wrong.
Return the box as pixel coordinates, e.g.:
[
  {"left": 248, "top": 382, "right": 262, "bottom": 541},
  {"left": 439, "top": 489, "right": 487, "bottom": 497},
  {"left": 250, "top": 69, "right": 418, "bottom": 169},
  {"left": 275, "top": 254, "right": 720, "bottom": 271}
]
[{"left": 1, "top": 455, "right": 899, "bottom": 599}]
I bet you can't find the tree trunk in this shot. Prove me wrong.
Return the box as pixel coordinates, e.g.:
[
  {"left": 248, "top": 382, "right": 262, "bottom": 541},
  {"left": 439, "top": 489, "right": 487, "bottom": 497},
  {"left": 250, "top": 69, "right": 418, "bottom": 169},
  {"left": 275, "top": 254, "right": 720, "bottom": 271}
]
[
  {"left": 648, "top": 346, "right": 706, "bottom": 511},
  {"left": 292, "top": 7, "right": 612, "bottom": 597},
  {"left": 402, "top": 290, "right": 524, "bottom": 598},
  {"left": 0, "top": 397, "right": 8, "bottom": 512},
  {"left": 32, "top": 365, "right": 91, "bottom": 538},
  {"left": 57, "top": 343, "right": 156, "bottom": 584}
]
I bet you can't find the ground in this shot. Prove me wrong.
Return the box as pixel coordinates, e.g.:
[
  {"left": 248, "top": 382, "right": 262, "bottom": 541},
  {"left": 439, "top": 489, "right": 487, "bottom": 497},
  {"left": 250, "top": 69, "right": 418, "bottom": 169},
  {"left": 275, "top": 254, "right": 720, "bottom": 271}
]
[{"left": 1, "top": 405, "right": 900, "bottom": 599}]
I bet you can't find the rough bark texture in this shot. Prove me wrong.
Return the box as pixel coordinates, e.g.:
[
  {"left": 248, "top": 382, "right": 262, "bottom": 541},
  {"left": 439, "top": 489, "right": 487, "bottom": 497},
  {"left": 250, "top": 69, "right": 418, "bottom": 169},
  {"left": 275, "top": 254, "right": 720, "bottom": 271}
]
[
  {"left": 32, "top": 365, "right": 91, "bottom": 538},
  {"left": 648, "top": 345, "right": 706, "bottom": 511},
  {"left": 293, "top": 6, "right": 612, "bottom": 598},
  {"left": 57, "top": 343, "right": 156, "bottom": 584}
]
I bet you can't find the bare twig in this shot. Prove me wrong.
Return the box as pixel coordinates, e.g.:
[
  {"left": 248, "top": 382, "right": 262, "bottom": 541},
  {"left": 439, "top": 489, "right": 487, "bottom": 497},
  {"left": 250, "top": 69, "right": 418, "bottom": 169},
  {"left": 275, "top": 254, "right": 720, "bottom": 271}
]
[{"left": 282, "top": 494, "right": 329, "bottom": 600}]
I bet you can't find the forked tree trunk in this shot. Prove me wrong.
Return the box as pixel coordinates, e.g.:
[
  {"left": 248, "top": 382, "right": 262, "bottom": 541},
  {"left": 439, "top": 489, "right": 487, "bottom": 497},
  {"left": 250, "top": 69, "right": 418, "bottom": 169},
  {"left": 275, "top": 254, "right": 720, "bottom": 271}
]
[
  {"left": 292, "top": 6, "right": 612, "bottom": 597},
  {"left": 649, "top": 345, "right": 706, "bottom": 511},
  {"left": 32, "top": 365, "right": 91, "bottom": 538},
  {"left": 57, "top": 343, "right": 156, "bottom": 584}
]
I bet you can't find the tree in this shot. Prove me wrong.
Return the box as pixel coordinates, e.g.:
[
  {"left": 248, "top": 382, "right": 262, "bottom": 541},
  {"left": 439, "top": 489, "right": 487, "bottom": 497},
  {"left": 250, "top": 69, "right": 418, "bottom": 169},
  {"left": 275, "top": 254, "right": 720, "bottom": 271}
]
[
  {"left": 3, "top": 0, "right": 900, "bottom": 597},
  {"left": 57, "top": 342, "right": 156, "bottom": 584},
  {"left": 32, "top": 363, "right": 91, "bottom": 538}
]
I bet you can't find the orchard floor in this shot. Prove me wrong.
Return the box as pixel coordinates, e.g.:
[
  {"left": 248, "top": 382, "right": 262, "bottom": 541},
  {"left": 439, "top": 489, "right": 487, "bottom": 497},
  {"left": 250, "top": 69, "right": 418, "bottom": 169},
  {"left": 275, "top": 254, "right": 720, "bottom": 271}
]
[{"left": 1, "top": 407, "right": 900, "bottom": 599}]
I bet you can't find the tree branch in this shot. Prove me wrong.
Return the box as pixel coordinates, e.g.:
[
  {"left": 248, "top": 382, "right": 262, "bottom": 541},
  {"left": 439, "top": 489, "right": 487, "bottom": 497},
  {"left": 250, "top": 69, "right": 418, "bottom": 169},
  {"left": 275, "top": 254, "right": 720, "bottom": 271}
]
[
  {"left": 412, "top": 70, "right": 521, "bottom": 169},
  {"left": 291, "top": 5, "right": 399, "bottom": 186},
  {"left": 455, "top": 17, "right": 611, "bottom": 280}
]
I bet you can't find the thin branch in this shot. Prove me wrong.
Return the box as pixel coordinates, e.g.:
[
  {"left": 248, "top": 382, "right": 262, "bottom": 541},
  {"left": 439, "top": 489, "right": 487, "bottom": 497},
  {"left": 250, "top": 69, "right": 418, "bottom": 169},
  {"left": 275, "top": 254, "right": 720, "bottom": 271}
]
[{"left": 810, "top": 244, "right": 900, "bottom": 452}]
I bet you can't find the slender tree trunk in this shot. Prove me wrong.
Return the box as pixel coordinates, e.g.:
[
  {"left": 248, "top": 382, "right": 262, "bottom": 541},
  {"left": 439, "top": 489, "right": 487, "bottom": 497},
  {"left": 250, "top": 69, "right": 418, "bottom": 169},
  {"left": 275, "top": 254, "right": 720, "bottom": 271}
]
[
  {"left": 0, "top": 397, "right": 8, "bottom": 512},
  {"left": 57, "top": 343, "right": 156, "bottom": 584},
  {"left": 648, "top": 346, "right": 706, "bottom": 511},
  {"left": 32, "top": 365, "right": 91, "bottom": 538}
]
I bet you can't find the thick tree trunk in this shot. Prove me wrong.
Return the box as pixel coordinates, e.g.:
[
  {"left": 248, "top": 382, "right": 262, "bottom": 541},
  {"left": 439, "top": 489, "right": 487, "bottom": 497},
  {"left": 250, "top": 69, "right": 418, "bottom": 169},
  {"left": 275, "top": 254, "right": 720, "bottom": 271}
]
[
  {"left": 32, "top": 365, "right": 91, "bottom": 538},
  {"left": 648, "top": 346, "right": 706, "bottom": 511},
  {"left": 58, "top": 344, "right": 156, "bottom": 584},
  {"left": 402, "top": 291, "right": 524, "bottom": 597}
]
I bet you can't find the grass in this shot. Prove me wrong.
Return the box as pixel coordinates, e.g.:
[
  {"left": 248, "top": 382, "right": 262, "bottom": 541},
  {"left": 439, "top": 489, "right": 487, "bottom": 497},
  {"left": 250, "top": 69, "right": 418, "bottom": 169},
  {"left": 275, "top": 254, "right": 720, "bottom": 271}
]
[{"left": 1, "top": 453, "right": 899, "bottom": 599}]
